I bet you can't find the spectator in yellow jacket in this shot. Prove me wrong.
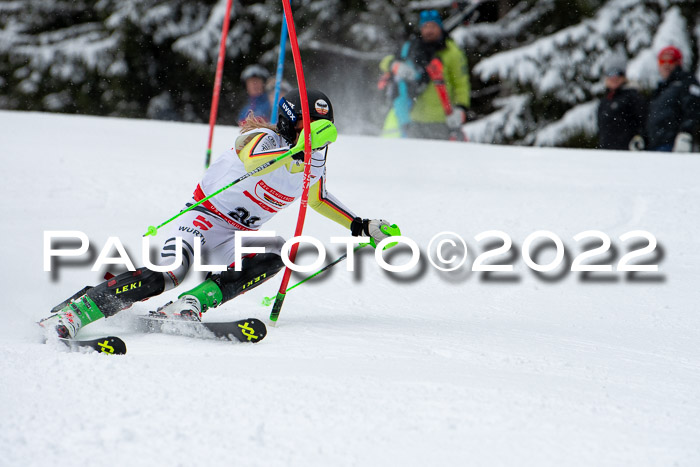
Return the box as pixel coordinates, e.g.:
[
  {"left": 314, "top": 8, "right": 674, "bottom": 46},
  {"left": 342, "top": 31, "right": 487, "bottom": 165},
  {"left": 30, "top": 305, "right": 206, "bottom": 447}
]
[{"left": 380, "top": 9, "right": 471, "bottom": 140}]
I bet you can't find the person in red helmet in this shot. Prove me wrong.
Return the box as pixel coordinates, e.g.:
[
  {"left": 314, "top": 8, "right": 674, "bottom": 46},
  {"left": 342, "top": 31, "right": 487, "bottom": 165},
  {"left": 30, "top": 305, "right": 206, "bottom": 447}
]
[{"left": 639, "top": 45, "right": 700, "bottom": 152}]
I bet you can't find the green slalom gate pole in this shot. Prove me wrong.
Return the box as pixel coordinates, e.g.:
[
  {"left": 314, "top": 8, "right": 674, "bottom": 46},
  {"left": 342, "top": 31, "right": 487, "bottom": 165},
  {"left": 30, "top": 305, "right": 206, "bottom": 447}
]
[{"left": 144, "top": 119, "right": 337, "bottom": 237}]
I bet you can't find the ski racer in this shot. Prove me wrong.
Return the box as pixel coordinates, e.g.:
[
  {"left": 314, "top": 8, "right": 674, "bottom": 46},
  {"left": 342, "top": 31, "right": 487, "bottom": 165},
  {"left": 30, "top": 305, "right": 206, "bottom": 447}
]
[
  {"left": 379, "top": 9, "right": 471, "bottom": 139},
  {"left": 41, "top": 89, "right": 398, "bottom": 339}
]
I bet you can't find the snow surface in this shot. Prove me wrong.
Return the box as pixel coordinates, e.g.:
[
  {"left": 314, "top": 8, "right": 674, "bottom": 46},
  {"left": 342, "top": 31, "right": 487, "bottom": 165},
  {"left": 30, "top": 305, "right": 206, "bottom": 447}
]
[{"left": 2, "top": 110, "right": 700, "bottom": 466}]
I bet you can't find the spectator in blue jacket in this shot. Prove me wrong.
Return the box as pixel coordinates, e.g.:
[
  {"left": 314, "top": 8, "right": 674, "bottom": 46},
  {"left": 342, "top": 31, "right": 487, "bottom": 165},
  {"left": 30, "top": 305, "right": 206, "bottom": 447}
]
[{"left": 237, "top": 64, "right": 272, "bottom": 124}]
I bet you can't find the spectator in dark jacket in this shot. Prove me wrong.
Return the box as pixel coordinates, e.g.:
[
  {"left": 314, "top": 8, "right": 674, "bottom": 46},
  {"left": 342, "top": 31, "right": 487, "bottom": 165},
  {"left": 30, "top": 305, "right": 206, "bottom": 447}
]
[
  {"left": 597, "top": 58, "right": 646, "bottom": 150},
  {"left": 643, "top": 46, "right": 700, "bottom": 152}
]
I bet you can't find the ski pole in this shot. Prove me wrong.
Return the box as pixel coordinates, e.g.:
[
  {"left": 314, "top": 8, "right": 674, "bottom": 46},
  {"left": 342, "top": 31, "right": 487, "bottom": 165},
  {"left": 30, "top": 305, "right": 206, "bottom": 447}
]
[
  {"left": 144, "top": 119, "right": 337, "bottom": 237},
  {"left": 261, "top": 245, "right": 364, "bottom": 306},
  {"left": 261, "top": 223, "right": 401, "bottom": 305}
]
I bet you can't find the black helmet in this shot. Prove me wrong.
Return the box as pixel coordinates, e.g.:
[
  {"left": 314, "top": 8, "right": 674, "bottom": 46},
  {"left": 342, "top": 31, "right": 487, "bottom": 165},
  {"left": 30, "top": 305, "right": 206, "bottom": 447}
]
[{"left": 276, "top": 89, "right": 334, "bottom": 144}]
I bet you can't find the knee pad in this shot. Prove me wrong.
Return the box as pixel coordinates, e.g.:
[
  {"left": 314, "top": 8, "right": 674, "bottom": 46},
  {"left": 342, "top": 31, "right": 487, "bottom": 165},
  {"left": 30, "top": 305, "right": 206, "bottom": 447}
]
[{"left": 214, "top": 253, "right": 284, "bottom": 303}]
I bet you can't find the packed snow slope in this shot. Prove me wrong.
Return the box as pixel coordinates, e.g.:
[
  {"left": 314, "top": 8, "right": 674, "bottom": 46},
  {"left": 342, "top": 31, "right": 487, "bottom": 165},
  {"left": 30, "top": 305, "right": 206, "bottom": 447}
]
[{"left": 2, "top": 111, "right": 700, "bottom": 467}]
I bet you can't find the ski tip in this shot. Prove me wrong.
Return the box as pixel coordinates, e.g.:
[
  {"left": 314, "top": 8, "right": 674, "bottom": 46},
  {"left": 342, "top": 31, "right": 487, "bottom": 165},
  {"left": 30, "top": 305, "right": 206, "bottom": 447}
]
[
  {"left": 215, "top": 318, "right": 268, "bottom": 343},
  {"left": 95, "top": 336, "right": 127, "bottom": 355}
]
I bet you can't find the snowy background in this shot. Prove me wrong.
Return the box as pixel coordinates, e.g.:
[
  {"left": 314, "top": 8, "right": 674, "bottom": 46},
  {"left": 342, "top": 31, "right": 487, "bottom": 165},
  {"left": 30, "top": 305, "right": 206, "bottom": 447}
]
[
  {"left": 2, "top": 0, "right": 698, "bottom": 145},
  {"left": 2, "top": 110, "right": 700, "bottom": 466},
  {"left": 461, "top": 0, "right": 700, "bottom": 146}
]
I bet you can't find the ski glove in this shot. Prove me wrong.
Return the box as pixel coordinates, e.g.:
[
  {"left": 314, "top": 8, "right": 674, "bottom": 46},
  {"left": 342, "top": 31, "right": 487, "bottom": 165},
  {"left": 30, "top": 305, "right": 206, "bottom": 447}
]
[
  {"left": 446, "top": 108, "right": 466, "bottom": 129},
  {"left": 628, "top": 135, "right": 645, "bottom": 151},
  {"left": 351, "top": 217, "right": 400, "bottom": 249},
  {"left": 673, "top": 132, "right": 692, "bottom": 152},
  {"left": 391, "top": 61, "right": 420, "bottom": 83}
]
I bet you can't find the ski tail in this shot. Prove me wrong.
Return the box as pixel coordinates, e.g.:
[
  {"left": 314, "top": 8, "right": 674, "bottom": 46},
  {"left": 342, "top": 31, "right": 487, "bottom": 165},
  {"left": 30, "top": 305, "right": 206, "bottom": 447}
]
[{"left": 136, "top": 314, "right": 267, "bottom": 343}]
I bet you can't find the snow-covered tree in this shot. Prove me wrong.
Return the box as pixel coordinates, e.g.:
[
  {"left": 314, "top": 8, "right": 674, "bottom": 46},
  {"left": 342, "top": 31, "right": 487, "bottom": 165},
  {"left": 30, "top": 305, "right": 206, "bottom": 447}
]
[
  {"left": 0, "top": 0, "right": 224, "bottom": 120},
  {"left": 1, "top": 0, "right": 696, "bottom": 147},
  {"left": 0, "top": 0, "right": 411, "bottom": 125},
  {"left": 456, "top": 0, "right": 699, "bottom": 147}
]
